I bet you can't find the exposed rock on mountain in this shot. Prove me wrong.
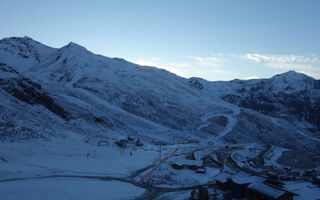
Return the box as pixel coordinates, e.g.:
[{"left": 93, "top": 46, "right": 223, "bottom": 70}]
[{"left": 0, "top": 36, "right": 319, "bottom": 154}]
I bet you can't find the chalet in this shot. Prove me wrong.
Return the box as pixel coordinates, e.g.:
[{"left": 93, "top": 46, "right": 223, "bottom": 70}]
[
  {"left": 97, "top": 140, "right": 109, "bottom": 146},
  {"left": 284, "top": 167, "right": 292, "bottom": 171},
  {"left": 171, "top": 159, "right": 203, "bottom": 170},
  {"left": 292, "top": 170, "right": 302, "bottom": 177},
  {"left": 196, "top": 167, "right": 206, "bottom": 174},
  {"left": 135, "top": 138, "right": 143, "bottom": 147},
  {"left": 213, "top": 171, "right": 298, "bottom": 200},
  {"left": 115, "top": 139, "right": 128, "bottom": 147},
  {"left": 279, "top": 175, "right": 292, "bottom": 181},
  {"left": 229, "top": 172, "right": 265, "bottom": 199},
  {"left": 265, "top": 172, "right": 279, "bottom": 180},
  {"left": 246, "top": 182, "right": 297, "bottom": 200},
  {"left": 127, "top": 136, "right": 135, "bottom": 141},
  {"left": 189, "top": 139, "right": 200, "bottom": 144},
  {"left": 302, "top": 170, "right": 317, "bottom": 177},
  {"left": 312, "top": 176, "right": 320, "bottom": 186},
  {"left": 214, "top": 172, "right": 232, "bottom": 191},
  {"left": 264, "top": 178, "right": 285, "bottom": 188},
  {"left": 171, "top": 163, "right": 183, "bottom": 170}
]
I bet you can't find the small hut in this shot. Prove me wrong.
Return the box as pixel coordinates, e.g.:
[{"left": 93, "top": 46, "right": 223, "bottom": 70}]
[
  {"left": 97, "top": 140, "right": 109, "bottom": 146},
  {"left": 312, "top": 176, "right": 320, "bottom": 186},
  {"left": 196, "top": 167, "right": 206, "bottom": 174},
  {"left": 115, "top": 139, "right": 128, "bottom": 147}
]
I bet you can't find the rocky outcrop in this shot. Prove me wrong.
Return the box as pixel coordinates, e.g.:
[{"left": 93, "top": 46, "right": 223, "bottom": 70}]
[{"left": 0, "top": 66, "right": 70, "bottom": 120}]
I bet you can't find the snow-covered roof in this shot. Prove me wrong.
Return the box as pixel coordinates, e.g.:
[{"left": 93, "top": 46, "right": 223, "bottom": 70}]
[
  {"left": 196, "top": 168, "right": 206, "bottom": 172},
  {"left": 174, "top": 159, "right": 202, "bottom": 167},
  {"left": 231, "top": 172, "right": 265, "bottom": 185},
  {"left": 215, "top": 172, "right": 232, "bottom": 183},
  {"left": 247, "top": 182, "right": 286, "bottom": 198}
]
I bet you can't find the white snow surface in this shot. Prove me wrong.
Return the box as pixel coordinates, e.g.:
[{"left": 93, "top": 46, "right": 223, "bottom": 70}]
[
  {"left": 155, "top": 191, "right": 191, "bottom": 200},
  {"left": 0, "top": 178, "right": 145, "bottom": 200},
  {"left": 286, "top": 182, "right": 320, "bottom": 200},
  {"left": 0, "top": 36, "right": 55, "bottom": 72},
  {"left": 248, "top": 182, "right": 285, "bottom": 198},
  {"left": 1, "top": 36, "right": 320, "bottom": 198},
  {"left": 1, "top": 36, "right": 320, "bottom": 148},
  {"left": 0, "top": 137, "right": 159, "bottom": 179},
  {"left": 231, "top": 172, "right": 265, "bottom": 185}
]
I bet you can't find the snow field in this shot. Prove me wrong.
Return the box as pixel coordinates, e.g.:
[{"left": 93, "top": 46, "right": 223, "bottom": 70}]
[
  {"left": 0, "top": 137, "right": 160, "bottom": 179},
  {"left": 0, "top": 178, "right": 145, "bottom": 200}
]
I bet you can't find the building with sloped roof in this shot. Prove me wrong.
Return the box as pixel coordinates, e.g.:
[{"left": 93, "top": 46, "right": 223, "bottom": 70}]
[
  {"left": 312, "top": 176, "right": 320, "bottom": 186},
  {"left": 247, "top": 182, "right": 297, "bottom": 200},
  {"left": 171, "top": 159, "right": 203, "bottom": 170},
  {"left": 214, "top": 172, "right": 232, "bottom": 190},
  {"left": 229, "top": 172, "right": 265, "bottom": 199}
]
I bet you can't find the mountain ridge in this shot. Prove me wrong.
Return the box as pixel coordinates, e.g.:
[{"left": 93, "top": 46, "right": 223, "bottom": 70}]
[{"left": 0, "top": 36, "right": 319, "bottom": 155}]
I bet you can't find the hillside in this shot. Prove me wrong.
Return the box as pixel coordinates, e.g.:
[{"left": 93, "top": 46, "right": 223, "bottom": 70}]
[{"left": 0, "top": 36, "right": 319, "bottom": 154}]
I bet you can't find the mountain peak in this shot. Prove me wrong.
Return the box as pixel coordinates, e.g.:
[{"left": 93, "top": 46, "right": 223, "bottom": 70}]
[
  {"left": 0, "top": 36, "right": 55, "bottom": 72},
  {"left": 23, "top": 36, "right": 34, "bottom": 41},
  {"left": 60, "top": 42, "right": 89, "bottom": 55},
  {"left": 268, "top": 70, "right": 315, "bottom": 92},
  {"left": 284, "top": 70, "right": 298, "bottom": 75},
  {"left": 1, "top": 36, "right": 38, "bottom": 44},
  {"left": 281, "top": 70, "right": 302, "bottom": 76},
  {"left": 66, "top": 42, "right": 87, "bottom": 49},
  {"left": 273, "top": 70, "right": 314, "bottom": 80}
]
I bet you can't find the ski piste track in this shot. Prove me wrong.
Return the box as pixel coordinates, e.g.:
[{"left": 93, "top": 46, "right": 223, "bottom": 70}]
[{"left": 199, "top": 103, "right": 241, "bottom": 141}]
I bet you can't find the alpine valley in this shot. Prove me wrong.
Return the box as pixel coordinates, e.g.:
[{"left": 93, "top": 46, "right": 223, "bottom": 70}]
[{"left": 0, "top": 36, "right": 320, "bottom": 200}]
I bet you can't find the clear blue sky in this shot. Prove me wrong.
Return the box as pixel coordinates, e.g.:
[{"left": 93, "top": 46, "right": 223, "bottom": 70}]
[{"left": 1, "top": 0, "right": 319, "bottom": 80}]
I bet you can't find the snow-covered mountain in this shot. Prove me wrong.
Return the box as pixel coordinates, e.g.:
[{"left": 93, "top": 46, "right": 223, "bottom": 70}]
[{"left": 1, "top": 36, "right": 319, "bottom": 155}]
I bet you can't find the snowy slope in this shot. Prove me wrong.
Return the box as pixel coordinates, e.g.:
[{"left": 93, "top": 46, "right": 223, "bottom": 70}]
[
  {"left": 0, "top": 36, "right": 320, "bottom": 155},
  {"left": 0, "top": 36, "right": 55, "bottom": 72}
]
